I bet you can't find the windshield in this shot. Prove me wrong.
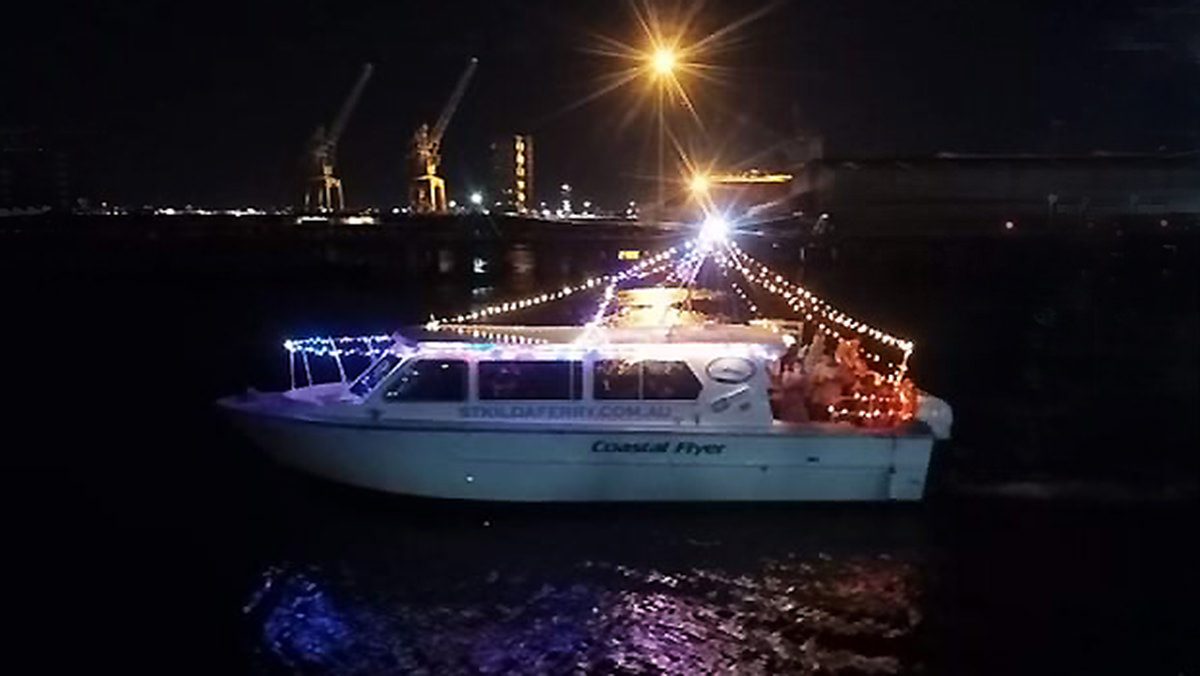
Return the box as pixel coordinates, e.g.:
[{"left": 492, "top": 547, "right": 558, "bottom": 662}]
[{"left": 349, "top": 353, "right": 402, "bottom": 397}]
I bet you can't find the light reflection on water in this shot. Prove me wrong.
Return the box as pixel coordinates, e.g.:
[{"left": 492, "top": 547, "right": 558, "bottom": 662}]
[{"left": 244, "top": 553, "right": 920, "bottom": 674}]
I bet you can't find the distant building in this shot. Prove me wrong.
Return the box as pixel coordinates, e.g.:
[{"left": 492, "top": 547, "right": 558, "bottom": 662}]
[
  {"left": 797, "top": 153, "right": 1200, "bottom": 227},
  {"left": 705, "top": 171, "right": 795, "bottom": 221},
  {"left": 489, "top": 134, "right": 533, "bottom": 214},
  {"left": 0, "top": 128, "right": 73, "bottom": 212},
  {"left": 671, "top": 170, "right": 796, "bottom": 223}
]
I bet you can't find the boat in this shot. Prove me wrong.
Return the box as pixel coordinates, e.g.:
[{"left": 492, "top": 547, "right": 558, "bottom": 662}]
[{"left": 218, "top": 239, "right": 952, "bottom": 501}]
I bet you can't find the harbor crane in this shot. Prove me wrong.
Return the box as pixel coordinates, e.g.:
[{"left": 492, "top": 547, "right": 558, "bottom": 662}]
[
  {"left": 409, "top": 57, "right": 478, "bottom": 214},
  {"left": 303, "top": 63, "right": 374, "bottom": 213}
]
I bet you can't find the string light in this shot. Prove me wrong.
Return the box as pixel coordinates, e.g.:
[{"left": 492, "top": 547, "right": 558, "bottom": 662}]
[
  {"left": 283, "top": 334, "right": 395, "bottom": 357},
  {"left": 723, "top": 242, "right": 913, "bottom": 382},
  {"left": 661, "top": 245, "right": 706, "bottom": 286},
  {"left": 825, "top": 375, "right": 917, "bottom": 426},
  {"left": 281, "top": 334, "right": 397, "bottom": 390},
  {"left": 442, "top": 326, "right": 550, "bottom": 345},
  {"left": 422, "top": 245, "right": 683, "bottom": 330},
  {"left": 277, "top": 229, "right": 922, "bottom": 427},
  {"left": 576, "top": 259, "right": 674, "bottom": 341},
  {"left": 717, "top": 241, "right": 917, "bottom": 424}
]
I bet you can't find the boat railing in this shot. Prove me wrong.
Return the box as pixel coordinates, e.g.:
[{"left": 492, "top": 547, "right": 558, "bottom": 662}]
[{"left": 283, "top": 334, "right": 396, "bottom": 391}]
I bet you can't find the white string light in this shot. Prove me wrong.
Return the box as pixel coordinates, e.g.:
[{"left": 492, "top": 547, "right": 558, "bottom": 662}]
[
  {"left": 283, "top": 334, "right": 395, "bottom": 357},
  {"left": 278, "top": 232, "right": 921, "bottom": 428},
  {"left": 422, "top": 245, "right": 684, "bottom": 330},
  {"left": 442, "top": 326, "right": 550, "bottom": 344},
  {"left": 723, "top": 242, "right": 913, "bottom": 381}
]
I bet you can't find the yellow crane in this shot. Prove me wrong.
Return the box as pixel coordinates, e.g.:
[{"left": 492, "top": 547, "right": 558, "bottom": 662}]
[
  {"left": 409, "top": 57, "right": 478, "bottom": 214},
  {"left": 303, "top": 63, "right": 374, "bottom": 213}
]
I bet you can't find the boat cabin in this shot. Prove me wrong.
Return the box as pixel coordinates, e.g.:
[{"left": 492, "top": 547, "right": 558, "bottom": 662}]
[
  {"left": 276, "top": 321, "right": 945, "bottom": 436},
  {"left": 291, "top": 325, "right": 791, "bottom": 428}
]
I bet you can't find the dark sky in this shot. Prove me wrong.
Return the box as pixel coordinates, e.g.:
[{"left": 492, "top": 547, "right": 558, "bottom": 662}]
[{"left": 4, "top": 0, "right": 1199, "bottom": 207}]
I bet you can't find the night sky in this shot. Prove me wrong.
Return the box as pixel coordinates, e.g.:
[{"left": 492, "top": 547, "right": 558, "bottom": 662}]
[{"left": 4, "top": 0, "right": 1199, "bottom": 208}]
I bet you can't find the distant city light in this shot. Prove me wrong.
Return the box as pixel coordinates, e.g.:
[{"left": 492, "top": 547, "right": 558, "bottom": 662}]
[
  {"left": 470, "top": 192, "right": 483, "bottom": 205},
  {"left": 1005, "top": 220, "right": 1015, "bottom": 230},
  {"left": 448, "top": 200, "right": 458, "bottom": 209}
]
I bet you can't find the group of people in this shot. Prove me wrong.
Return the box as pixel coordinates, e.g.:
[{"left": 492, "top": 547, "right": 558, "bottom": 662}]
[
  {"left": 769, "top": 333, "right": 838, "bottom": 422},
  {"left": 768, "top": 333, "right": 909, "bottom": 425}
]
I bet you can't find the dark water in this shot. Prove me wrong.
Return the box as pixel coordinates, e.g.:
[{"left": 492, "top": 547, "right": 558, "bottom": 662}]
[{"left": 2, "top": 216, "right": 1196, "bottom": 674}]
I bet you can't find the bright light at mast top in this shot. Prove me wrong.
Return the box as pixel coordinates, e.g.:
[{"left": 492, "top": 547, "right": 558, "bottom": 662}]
[
  {"left": 580, "top": 3, "right": 779, "bottom": 129},
  {"left": 651, "top": 48, "right": 677, "bottom": 75},
  {"left": 699, "top": 213, "right": 729, "bottom": 243}
]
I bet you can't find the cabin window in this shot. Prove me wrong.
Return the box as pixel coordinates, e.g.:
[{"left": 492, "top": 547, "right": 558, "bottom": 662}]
[
  {"left": 593, "top": 360, "right": 702, "bottom": 400},
  {"left": 349, "top": 353, "right": 401, "bottom": 397},
  {"left": 643, "top": 360, "right": 703, "bottom": 400},
  {"left": 593, "top": 360, "right": 641, "bottom": 399},
  {"left": 478, "top": 360, "right": 583, "bottom": 400},
  {"left": 384, "top": 359, "right": 467, "bottom": 402}
]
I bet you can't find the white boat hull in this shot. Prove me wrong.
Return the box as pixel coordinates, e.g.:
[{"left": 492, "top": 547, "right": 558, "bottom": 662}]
[{"left": 221, "top": 400, "right": 936, "bottom": 502}]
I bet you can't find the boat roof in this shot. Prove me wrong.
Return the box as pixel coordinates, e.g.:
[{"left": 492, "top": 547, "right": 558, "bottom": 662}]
[
  {"left": 615, "top": 287, "right": 715, "bottom": 304},
  {"left": 408, "top": 322, "right": 792, "bottom": 349}
]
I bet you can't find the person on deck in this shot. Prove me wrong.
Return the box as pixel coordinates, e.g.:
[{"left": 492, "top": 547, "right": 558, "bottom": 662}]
[{"left": 771, "top": 340, "right": 810, "bottom": 423}]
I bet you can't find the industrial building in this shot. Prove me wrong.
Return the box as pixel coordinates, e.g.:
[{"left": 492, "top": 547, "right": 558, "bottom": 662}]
[
  {"left": 795, "top": 153, "right": 1200, "bottom": 228},
  {"left": 682, "top": 152, "right": 1200, "bottom": 230},
  {"left": 490, "top": 133, "right": 534, "bottom": 214},
  {"left": 688, "top": 170, "right": 795, "bottom": 222}
]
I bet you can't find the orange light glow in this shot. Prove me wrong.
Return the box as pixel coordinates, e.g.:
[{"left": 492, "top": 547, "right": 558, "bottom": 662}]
[
  {"left": 652, "top": 48, "right": 677, "bottom": 75},
  {"left": 707, "top": 172, "right": 794, "bottom": 184}
]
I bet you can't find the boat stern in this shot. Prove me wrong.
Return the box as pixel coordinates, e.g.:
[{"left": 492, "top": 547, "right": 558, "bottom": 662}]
[{"left": 916, "top": 393, "right": 953, "bottom": 440}]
